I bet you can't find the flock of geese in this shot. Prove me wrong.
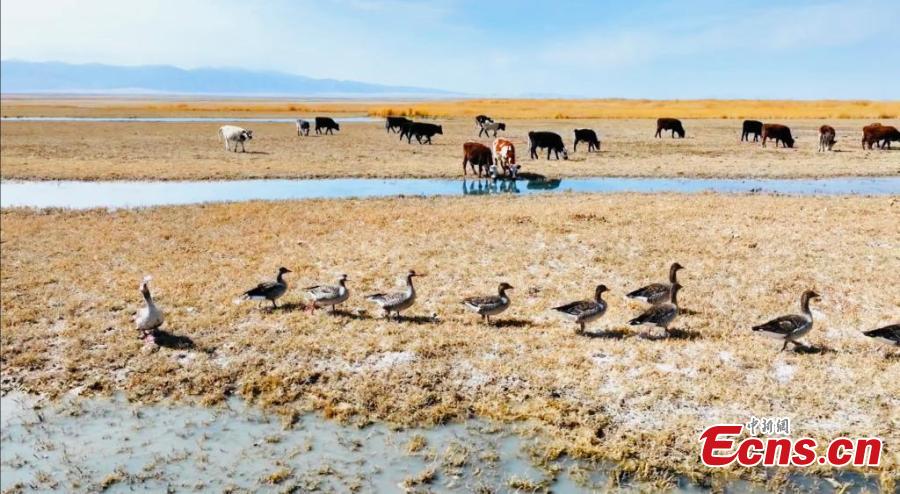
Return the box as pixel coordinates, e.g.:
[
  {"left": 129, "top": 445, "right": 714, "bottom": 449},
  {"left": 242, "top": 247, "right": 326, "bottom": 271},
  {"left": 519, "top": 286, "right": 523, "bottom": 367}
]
[{"left": 134, "top": 263, "right": 899, "bottom": 353}]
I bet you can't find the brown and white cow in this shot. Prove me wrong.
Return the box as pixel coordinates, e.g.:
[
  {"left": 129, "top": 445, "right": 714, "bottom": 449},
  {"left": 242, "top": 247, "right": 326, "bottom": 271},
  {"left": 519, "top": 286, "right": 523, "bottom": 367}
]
[{"left": 492, "top": 138, "right": 519, "bottom": 178}]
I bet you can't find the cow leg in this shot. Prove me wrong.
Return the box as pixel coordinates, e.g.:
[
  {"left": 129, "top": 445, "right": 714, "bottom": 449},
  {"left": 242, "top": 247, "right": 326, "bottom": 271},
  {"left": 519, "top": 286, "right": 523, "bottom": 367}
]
[
  {"left": 573, "top": 140, "right": 578, "bottom": 152},
  {"left": 241, "top": 141, "right": 246, "bottom": 152}
]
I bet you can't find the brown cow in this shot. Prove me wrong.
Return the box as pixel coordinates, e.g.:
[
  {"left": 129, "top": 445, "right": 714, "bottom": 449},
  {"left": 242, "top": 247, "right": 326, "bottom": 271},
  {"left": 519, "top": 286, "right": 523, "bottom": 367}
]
[
  {"left": 818, "top": 125, "right": 836, "bottom": 152},
  {"left": 655, "top": 118, "right": 685, "bottom": 138},
  {"left": 863, "top": 124, "right": 900, "bottom": 150},
  {"left": 862, "top": 123, "right": 882, "bottom": 149},
  {"left": 761, "top": 123, "right": 795, "bottom": 148},
  {"left": 462, "top": 142, "right": 493, "bottom": 177}
]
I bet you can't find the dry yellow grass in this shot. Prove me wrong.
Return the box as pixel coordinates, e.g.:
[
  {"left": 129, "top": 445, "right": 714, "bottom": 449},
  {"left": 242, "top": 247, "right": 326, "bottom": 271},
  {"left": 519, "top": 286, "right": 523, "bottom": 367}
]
[
  {"left": 3, "top": 97, "right": 898, "bottom": 119},
  {"left": 2, "top": 118, "right": 898, "bottom": 181},
  {"left": 1, "top": 194, "right": 898, "bottom": 488}
]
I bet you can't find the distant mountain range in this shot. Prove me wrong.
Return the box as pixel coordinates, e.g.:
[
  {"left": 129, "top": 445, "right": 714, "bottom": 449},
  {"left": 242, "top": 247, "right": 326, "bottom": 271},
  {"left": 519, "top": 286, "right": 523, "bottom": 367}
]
[{"left": 0, "top": 60, "right": 456, "bottom": 97}]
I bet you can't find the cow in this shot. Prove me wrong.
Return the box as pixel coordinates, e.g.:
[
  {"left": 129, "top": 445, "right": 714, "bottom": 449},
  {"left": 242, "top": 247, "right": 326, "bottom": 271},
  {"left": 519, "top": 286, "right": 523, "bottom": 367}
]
[
  {"left": 296, "top": 119, "right": 310, "bottom": 136},
  {"left": 761, "top": 123, "right": 795, "bottom": 148},
  {"left": 475, "top": 115, "right": 494, "bottom": 128},
  {"left": 655, "top": 118, "right": 685, "bottom": 138},
  {"left": 315, "top": 116, "right": 340, "bottom": 135},
  {"left": 818, "top": 125, "right": 836, "bottom": 152},
  {"left": 385, "top": 116, "right": 411, "bottom": 134},
  {"left": 462, "top": 142, "right": 493, "bottom": 177},
  {"left": 862, "top": 123, "right": 882, "bottom": 149},
  {"left": 741, "top": 120, "right": 763, "bottom": 142},
  {"left": 403, "top": 122, "right": 443, "bottom": 144},
  {"left": 528, "top": 131, "right": 568, "bottom": 160},
  {"left": 573, "top": 129, "right": 600, "bottom": 152},
  {"left": 218, "top": 125, "right": 253, "bottom": 152},
  {"left": 492, "top": 138, "right": 518, "bottom": 178},
  {"left": 863, "top": 124, "right": 900, "bottom": 150},
  {"left": 479, "top": 121, "right": 506, "bottom": 137}
]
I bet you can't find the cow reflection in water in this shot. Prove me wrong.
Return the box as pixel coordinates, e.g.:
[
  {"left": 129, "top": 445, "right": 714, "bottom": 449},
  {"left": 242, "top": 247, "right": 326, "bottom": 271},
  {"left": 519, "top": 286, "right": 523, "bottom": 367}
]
[{"left": 462, "top": 178, "right": 521, "bottom": 195}]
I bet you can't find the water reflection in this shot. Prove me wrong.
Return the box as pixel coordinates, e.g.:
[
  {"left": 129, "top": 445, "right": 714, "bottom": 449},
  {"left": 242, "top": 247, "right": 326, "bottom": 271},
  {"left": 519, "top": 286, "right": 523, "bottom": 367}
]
[{"left": 461, "top": 178, "right": 522, "bottom": 195}]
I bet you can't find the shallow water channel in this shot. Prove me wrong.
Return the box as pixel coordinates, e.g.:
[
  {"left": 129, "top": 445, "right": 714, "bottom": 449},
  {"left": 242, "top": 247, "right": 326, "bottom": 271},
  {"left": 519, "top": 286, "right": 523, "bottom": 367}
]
[
  {"left": 0, "top": 394, "right": 882, "bottom": 493},
  {"left": 1, "top": 176, "right": 897, "bottom": 209}
]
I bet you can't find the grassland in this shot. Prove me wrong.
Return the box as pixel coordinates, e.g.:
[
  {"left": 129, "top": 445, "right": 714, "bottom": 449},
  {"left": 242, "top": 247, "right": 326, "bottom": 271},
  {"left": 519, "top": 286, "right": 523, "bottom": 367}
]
[
  {"left": 2, "top": 194, "right": 898, "bottom": 488},
  {"left": 2, "top": 118, "right": 898, "bottom": 181},
  {"left": 3, "top": 97, "right": 899, "bottom": 119}
]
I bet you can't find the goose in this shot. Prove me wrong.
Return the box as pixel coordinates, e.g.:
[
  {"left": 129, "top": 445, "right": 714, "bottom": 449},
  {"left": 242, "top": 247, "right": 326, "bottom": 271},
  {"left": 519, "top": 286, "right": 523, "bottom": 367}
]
[
  {"left": 629, "top": 283, "right": 682, "bottom": 334},
  {"left": 552, "top": 284, "right": 608, "bottom": 334},
  {"left": 366, "top": 270, "right": 422, "bottom": 319},
  {"left": 305, "top": 274, "right": 350, "bottom": 312},
  {"left": 862, "top": 324, "right": 899, "bottom": 347},
  {"left": 627, "top": 262, "right": 684, "bottom": 305},
  {"left": 463, "top": 282, "right": 513, "bottom": 324},
  {"left": 752, "top": 290, "right": 819, "bottom": 352},
  {"left": 243, "top": 267, "right": 291, "bottom": 309},
  {"left": 134, "top": 276, "right": 164, "bottom": 338}
]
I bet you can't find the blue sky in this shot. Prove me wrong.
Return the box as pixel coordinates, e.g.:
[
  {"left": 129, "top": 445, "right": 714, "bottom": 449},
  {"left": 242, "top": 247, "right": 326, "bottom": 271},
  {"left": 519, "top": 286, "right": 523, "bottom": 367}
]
[{"left": 2, "top": 0, "right": 898, "bottom": 98}]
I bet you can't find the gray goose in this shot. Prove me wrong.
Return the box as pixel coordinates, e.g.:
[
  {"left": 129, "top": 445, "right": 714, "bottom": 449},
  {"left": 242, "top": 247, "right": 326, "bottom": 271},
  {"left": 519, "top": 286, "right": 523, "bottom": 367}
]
[
  {"left": 553, "top": 284, "right": 608, "bottom": 334},
  {"left": 243, "top": 267, "right": 291, "bottom": 309},
  {"left": 463, "top": 282, "right": 513, "bottom": 324},
  {"left": 629, "top": 283, "right": 682, "bottom": 334},
  {"left": 306, "top": 274, "right": 350, "bottom": 312},
  {"left": 627, "top": 262, "right": 684, "bottom": 305},
  {"left": 752, "top": 290, "right": 819, "bottom": 352},
  {"left": 366, "top": 270, "right": 422, "bottom": 319},
  {"left": 134, "top": 276, "right": 164, "bottom": 338},
  {"left": 863, "top": 324, "right": 899, "bottom": 347}
]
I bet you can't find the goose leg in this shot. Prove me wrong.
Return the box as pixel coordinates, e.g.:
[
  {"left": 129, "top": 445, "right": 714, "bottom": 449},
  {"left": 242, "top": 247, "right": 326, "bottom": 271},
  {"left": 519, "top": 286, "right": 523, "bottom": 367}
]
[
  {"left": 271, "top": 299, "right": 278, "bottom": 309},
  {"left": 780, "top": 340, "right": 789, "bottom": 352},
  {"left": 578, "top": 322, "right": 585, "bottom": 334}
]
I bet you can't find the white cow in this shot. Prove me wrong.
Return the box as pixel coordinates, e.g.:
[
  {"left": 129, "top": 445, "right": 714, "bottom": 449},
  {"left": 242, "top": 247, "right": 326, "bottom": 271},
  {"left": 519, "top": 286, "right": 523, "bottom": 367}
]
[{"left": 219, "top": 125, "right": 253, "bottom": 152}]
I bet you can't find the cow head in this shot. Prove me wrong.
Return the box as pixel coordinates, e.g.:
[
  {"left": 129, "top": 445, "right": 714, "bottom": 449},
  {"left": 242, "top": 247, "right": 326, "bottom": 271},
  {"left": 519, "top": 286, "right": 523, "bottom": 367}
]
[
  {"left": 437, "top": 125, "right": 443, "bottom": 135},
  {"left": 335, "top": 123, "right": 341, "bottom": 131},
  {"left": 785, "top": 137, "right": 795, "bottom": 148},
  {"left": 243, "top": 129, "right": 253, "bottom": 140},
  {"left": 562, "top": 147, "right": 569, "bottom": 160},
  {"left": 498, "top": 123, "right": 506, "bottom": 131},
  {"left": 676, "top": 128, "right": 685, "bottom": 138},
  {"left": 508, "top": 163, "right": 520, "bottom": 179}
]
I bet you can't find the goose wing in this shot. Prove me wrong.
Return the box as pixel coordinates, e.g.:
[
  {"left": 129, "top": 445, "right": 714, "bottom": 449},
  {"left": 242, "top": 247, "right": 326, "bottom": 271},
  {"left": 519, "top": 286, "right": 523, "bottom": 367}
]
[
  {"left": 752, "top": 314, "right": 807, "bottom": 336},
  {"left": 367, "top": 291, "right": 405, "bottom": 306},
  {"left": 306, "top": 284, "right": 340, "bottom": 300},
  {"left": 244, "top": 281, "right": 278, "bottom": 298},
  {"left": 629, "top": 303, "right": 676, "bottom": 326},
  {"left": 552, "top": 300, "right": 596, "bottom": 317},
  {"left": 626, "top": 283, "right": 670, "bottom": 304},
  {"left": 863, "top": 324, "right": 900, "bottom": 343},
  {"left": 463, "top": 295, "right": 504, "bottom": 310}
]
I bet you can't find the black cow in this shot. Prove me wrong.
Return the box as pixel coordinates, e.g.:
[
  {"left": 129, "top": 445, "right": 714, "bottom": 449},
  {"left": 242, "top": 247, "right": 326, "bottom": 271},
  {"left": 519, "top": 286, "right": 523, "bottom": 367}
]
[
  {"left": 296, "top": 119, "right": 310, "bottom": 136},
  {"left": 385, "top": 116, "right": 411, "bottom": 134},
  {"left": 573, "top": 129, "right": 600, "bottom": 152},
  {"left": 475, "top": 115, "right": 494, "bottom": 127},
  {"left": 402, "top": 122, "right": 443, "bottom": 144},
  {"left": 528, "top": 131, "right": 568, "bottom": 160},
  {"left": 315, "top": 116, "right": 340, "bottom": 135},
  {"left": 761, "top": 123, "right": 795, "bottom": 148},
  {"left": 655, "top": 118, "right": 685, "bottom": 138},
  {"left": 741, "top": 120, "right": 763, "bottom": 142}
]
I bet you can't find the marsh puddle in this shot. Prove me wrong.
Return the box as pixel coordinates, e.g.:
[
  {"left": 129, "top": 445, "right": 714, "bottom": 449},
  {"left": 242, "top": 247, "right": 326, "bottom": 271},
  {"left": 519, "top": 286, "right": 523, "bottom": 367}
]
[
  {"left": 0, "top": 394, "right": 882, "bottom": 493},
  {"left": 0, "top": 116, "right": 378, "bottom": 123},
  {"left": 1, "top": 176, "right": 897, "bottom": 209}
]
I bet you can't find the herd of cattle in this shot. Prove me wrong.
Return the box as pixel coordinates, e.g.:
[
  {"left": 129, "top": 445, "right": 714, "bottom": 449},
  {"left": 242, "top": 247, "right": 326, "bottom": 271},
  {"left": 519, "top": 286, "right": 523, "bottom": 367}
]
[{"left": 217, "top": 115, "right": 900, "bottom": 178}]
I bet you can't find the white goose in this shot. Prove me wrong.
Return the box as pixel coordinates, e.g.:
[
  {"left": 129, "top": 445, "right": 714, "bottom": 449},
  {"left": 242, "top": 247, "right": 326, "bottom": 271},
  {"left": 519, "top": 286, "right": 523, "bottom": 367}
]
[{"left": 134, "top": 276, "right": 164, "bottom": 338}]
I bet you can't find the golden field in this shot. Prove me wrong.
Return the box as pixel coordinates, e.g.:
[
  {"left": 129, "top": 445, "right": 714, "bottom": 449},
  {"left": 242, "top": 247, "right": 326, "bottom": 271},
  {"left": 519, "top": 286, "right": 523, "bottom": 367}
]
[
  {"left": 2, "top": 97, "right": 899, "bottom": 119},
  {"left": 1, "top": 194, "right": 898, "bottom": 488},
  {"left": 2, "top": 118, "right": 898, "bottom": 181}
]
